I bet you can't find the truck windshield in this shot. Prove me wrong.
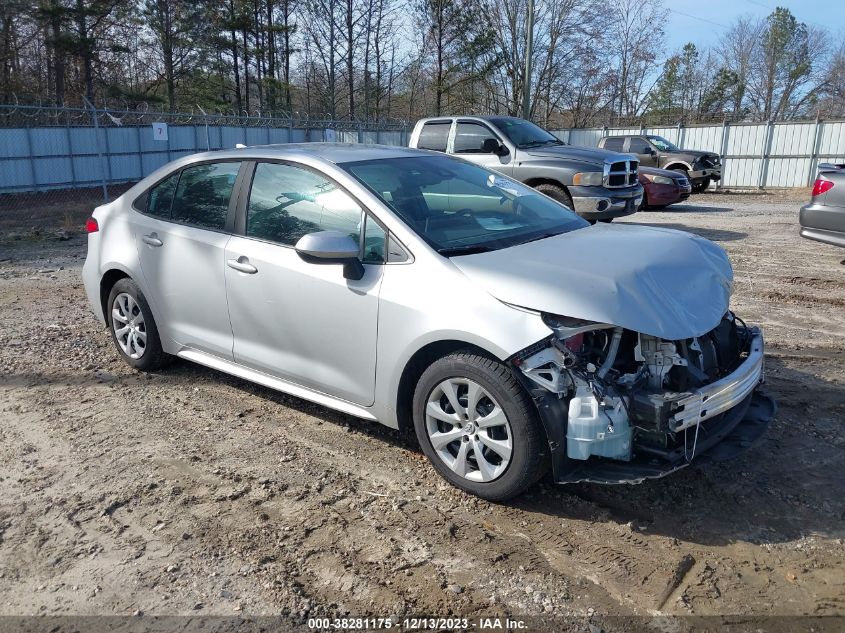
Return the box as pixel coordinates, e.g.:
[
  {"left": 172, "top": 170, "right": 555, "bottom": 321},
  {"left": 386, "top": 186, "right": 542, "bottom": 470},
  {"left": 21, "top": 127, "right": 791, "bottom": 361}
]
[
  {"left": 341, "top": 155, "right": 587, "bottom": 256},
  {"left": 488, "top": 118, "right": 564, "bottom": 149},
  {"left": 647, "top": 135, "right": 680, "bottom": 152}
]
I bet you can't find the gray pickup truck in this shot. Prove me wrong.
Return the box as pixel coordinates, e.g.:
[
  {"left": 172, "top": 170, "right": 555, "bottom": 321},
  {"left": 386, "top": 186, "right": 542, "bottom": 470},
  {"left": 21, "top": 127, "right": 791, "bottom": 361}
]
[{"left": 408, "top": 116, "right": 643, "bottom": 222}]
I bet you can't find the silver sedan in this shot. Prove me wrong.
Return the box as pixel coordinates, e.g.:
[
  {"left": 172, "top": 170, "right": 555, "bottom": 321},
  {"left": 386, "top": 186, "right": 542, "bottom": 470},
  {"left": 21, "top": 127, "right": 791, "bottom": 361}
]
[{"left": 82, "top": 144, "right": 774, "bottom": 500}]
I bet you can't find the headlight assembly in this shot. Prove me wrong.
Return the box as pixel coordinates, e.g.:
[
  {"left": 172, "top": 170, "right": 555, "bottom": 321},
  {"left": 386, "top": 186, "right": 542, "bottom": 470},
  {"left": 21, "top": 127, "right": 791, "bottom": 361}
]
[
  {"left": 642, "top": 173, "right": 675, "bottom": 185},
  {"left": 572, "top": 171, "right": 604, "bottom": 186}
]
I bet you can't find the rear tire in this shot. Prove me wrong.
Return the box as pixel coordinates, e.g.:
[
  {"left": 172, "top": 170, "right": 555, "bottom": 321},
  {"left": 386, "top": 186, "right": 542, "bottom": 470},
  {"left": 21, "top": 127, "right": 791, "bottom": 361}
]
[
  {"left": 534, "top": 182, "right": 574, "bottom": 210},
  {"left": 107, "top": 278, "right": 169, "bottom": 371},
  {"left": 412, "top": 351, "right": 549, "bottom": 501}
]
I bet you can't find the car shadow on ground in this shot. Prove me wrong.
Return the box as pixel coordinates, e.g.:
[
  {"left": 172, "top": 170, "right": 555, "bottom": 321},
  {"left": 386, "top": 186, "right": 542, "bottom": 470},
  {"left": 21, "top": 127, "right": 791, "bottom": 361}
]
[
  {"left": 644, "top": 202, "right": 735, "bottom": 213},
  {"left": 624, "top": 221, "right": 748, "bottom": 242},
  {"left": 155, "top": 351, "right": 845, "bottom": 549},
  {"left": 509, "top": 354, "right": 845, "bottom": 547}
]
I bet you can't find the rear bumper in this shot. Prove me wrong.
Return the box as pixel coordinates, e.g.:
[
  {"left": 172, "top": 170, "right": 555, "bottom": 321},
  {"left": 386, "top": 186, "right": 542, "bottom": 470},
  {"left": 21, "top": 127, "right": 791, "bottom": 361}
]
[
  {"left": 82, "top": 233, "right": 106, "bottom": 326},
  {"left": 570, "top": 184, "right": 643, "bottom": 220},
  {"left": 800, "top": 203, "right": 845, "bottom": 247}
]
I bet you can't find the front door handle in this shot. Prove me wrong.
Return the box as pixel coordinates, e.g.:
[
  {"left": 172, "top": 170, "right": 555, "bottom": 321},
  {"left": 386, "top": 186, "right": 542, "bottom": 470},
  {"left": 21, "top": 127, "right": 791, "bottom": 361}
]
[
  {"left": 142, "top": 233, "right": 163, "bottom": 247},
  {"left": 227, "top": 256, "right": 258, "bottom": 274}
]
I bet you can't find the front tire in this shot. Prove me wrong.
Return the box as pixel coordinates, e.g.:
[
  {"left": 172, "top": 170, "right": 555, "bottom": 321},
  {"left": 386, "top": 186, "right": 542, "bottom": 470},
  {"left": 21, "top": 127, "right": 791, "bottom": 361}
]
[
  {"left": 107, "top": 278, "right": 169, "bottom": 371},
  {"left": 412, "top": 351, "right": 549, "bottom": 501},
  {"left": 534, "top": 182, "right": 574, "bottom": 210}
]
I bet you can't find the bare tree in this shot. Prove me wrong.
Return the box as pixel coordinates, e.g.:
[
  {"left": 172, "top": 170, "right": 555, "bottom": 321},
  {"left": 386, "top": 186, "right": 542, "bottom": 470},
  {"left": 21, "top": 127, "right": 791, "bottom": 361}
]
[{"left": 604, "top": 0, "right": 663, "bottom": 121}]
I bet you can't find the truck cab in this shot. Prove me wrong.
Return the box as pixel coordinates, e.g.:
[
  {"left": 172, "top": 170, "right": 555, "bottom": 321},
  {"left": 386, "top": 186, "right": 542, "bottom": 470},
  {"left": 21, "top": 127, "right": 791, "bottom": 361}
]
[{"left": 409, "top": 116, "right": 643, "bottom": 222}]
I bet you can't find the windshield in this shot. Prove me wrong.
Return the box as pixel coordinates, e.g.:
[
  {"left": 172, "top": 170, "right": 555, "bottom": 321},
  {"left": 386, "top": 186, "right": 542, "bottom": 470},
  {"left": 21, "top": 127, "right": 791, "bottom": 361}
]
[
  {"left": 488, "top": 118, "right": 564, "bottom": 149},
  {"left": 647, "top": 135, "right": 679, "bottom": 152},
  {"left": 341, "top": 156, "right": 587, "bottom": 256}
]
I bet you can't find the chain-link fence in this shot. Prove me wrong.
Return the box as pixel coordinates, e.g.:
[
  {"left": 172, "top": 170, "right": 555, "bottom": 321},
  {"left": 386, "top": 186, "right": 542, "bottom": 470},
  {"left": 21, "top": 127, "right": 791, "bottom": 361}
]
[{"left": 0, "top": 103, "right": 410, "bottom": 242}]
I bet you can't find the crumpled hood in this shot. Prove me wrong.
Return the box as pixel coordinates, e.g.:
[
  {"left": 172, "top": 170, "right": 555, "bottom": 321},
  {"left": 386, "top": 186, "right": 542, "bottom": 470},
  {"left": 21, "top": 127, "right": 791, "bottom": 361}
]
[
  {"left": 451, "top": 224, "right": 733, "bottom": 340},
  {"left": 525, "top": 145, "right": 634, "bottom": 167}
]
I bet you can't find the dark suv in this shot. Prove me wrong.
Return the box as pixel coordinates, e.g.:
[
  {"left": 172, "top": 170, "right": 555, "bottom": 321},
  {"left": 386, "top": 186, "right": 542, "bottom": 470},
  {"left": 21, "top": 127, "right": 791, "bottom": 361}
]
[{"left": 598, "top": 134, "right": 721, "bottom": 192}]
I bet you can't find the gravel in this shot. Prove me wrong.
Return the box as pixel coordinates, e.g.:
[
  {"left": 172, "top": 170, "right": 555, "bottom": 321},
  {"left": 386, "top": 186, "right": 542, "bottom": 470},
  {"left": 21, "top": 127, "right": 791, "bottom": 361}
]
[{"left": 0, "top": 189, "right": 843, "bottom": 627}]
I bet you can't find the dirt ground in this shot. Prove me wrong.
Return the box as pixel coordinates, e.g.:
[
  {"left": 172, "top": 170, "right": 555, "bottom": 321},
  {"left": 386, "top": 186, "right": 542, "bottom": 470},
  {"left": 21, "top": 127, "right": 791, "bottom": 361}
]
[{"left": 0, "top": 188, "right": 844, "bottom": 631}]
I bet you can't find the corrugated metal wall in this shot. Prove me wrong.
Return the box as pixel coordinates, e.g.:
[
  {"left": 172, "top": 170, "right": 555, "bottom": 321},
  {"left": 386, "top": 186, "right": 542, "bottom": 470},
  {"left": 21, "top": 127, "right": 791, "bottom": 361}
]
[
  {"left": 0, "top": 122, "right": 407, "bottom": 194},
  {"left": 553, "top": 120, "right": 845, "bottom": 188},
  {"left": 3, "top": 113, "right": 844, "bottom": 194}
]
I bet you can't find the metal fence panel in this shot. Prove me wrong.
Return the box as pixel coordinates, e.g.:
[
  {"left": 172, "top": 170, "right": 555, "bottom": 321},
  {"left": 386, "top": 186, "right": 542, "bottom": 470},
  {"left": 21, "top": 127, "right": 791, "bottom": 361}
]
[
  {"left": 552, "top": 119, "right": 845, "bottom": 188},
  {"left": 7, "top": 104, "right": 842, "bottom": 195}
]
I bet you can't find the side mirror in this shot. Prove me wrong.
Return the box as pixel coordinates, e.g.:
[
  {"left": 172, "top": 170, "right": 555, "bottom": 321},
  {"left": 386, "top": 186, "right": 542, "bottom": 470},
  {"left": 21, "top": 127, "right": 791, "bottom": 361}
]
[
  {"left": 294, "top": 230, "right": 364, "bottom": 280},
  {"left": 649, "top": 148, "right": 658, "bottom": 156},
  {"left": 482, "top": 138, "right": 508, "bottom": 156}
]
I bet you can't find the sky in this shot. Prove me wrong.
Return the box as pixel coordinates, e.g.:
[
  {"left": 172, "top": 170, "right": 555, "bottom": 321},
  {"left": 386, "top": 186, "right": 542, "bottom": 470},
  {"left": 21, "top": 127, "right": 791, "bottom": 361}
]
[{"left": 663, "top": 0, "right": 845, "bottom": 53}]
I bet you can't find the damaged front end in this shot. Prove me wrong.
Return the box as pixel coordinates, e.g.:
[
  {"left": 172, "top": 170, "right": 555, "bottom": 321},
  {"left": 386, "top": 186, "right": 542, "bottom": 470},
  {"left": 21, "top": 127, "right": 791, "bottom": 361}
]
[{"left": 512, "top": 313, "right": 776, "bottom": 484}]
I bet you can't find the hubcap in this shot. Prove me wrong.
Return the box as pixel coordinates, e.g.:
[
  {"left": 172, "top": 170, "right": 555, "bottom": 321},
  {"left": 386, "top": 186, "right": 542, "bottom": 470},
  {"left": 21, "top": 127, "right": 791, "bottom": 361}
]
[
  {"left": 111, "top": 292, "right": 147, "bottom": 360},
  {"left": 425, "top": 378, "right": 513, "bottom": 483}
]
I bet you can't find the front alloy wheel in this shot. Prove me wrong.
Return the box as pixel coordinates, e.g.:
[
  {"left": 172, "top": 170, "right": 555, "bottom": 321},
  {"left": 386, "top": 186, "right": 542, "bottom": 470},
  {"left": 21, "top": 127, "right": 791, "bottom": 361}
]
[
  {"left": 425, "top": 378, "right": 513, "bottom": 483},
  {"left": 412, "top": 351, "right": 548, "bottom": 500}
]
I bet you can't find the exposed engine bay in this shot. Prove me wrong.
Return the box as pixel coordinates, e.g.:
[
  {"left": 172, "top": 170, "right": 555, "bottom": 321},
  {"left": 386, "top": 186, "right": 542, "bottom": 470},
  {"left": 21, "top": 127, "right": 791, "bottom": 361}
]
[{"left": 512, "top": 312, "right": 772, "bottom": 483}]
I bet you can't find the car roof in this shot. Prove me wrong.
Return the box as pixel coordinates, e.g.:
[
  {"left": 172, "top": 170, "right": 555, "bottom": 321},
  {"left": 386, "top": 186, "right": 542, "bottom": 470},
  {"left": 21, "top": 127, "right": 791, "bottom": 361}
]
[
  {"left": 184, "top": 143, "right": 426, "bottom": 165},
  {"left": 415, "top": 115, "right": 520, "bottom": 123}
]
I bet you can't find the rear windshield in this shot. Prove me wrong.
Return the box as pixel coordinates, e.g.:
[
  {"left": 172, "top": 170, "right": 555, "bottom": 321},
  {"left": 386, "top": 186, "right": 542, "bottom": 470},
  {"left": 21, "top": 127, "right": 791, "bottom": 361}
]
[{"left": 340, "top": 155, "right": 587, "bottom": 256}]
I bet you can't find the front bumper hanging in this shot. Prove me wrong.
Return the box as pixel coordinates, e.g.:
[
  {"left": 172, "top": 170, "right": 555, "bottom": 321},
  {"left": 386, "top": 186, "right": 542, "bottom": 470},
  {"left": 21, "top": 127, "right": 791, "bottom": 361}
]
[{"left": 516, "top": 328, "right": 776, "bottom": 485}]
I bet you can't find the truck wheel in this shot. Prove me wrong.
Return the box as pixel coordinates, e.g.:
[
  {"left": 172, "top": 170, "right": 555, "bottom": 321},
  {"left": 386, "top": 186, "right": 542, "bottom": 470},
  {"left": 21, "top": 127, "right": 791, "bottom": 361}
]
[
  {"left": 412, "top": 351, "right": 549, "bottom": 501},
  {"left": 534, "top": 183, "right": 574, "bottom": 210},
  {"left": 695, "top": 178, "right": 711, "bottom": 192}
]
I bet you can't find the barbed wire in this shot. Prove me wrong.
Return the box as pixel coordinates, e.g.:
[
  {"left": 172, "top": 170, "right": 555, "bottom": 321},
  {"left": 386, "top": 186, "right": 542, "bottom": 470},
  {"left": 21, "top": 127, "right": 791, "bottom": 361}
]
[{"left": 0, "top": 97, "right": 410, "bottom": 130}]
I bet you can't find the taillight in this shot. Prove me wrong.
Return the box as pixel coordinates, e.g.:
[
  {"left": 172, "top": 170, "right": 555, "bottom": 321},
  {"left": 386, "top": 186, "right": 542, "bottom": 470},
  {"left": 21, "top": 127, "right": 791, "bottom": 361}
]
[
  {"left": 812, "top": 178, "right": 834, "bottom": 197},
  {"left": 85, "top": 217, "right": 99, "bottom": 233}
]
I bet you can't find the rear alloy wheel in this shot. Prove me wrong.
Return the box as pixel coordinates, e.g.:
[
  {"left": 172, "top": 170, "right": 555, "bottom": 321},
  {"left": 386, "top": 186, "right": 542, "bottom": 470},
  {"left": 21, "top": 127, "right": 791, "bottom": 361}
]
[
  {"left": 107, "top": 278, "right": 169, "bottom": 371},
  {"left": 413, "top": 351, "right": 548, "bottom": 500}
]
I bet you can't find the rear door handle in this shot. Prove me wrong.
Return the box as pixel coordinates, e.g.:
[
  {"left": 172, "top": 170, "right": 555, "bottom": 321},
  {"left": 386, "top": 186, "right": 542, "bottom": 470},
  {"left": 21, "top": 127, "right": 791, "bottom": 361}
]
[
  {"left": 227, "top": 256, "right": 258, "bottom": 274},
  {"left": 142, "top": 233, "right": 163, "bottom": 247}
]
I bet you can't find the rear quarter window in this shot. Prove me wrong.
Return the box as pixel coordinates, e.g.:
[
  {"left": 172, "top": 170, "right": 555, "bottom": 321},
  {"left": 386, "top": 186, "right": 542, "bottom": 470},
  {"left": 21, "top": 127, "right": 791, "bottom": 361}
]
[
  {"left": 602, "top": 137, "right": 625, "bottom": 151},
  {"left": 145, "top": 172, "right": 180, "bottom": 219},
  {"left": 417, "top": 122, "right": 451, "bottom": 152}
]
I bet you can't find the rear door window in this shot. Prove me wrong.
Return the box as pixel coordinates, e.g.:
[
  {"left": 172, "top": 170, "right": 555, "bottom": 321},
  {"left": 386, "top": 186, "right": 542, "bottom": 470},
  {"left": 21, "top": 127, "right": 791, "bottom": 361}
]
[
  {"left": 417, "top": 122, "right": 451, "bottom": 152},
  {"left": 170, "top": 162, "right": 241, "bottom": 230},
  {"left": 602, "top": 137, "right": 625, "bottom": 152}
]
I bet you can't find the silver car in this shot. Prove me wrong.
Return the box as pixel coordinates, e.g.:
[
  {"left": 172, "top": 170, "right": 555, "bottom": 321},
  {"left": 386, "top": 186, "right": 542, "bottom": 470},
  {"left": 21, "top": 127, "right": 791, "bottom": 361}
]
[{"left": 83, "top": 144, "right": 774, "bottom": 500}]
